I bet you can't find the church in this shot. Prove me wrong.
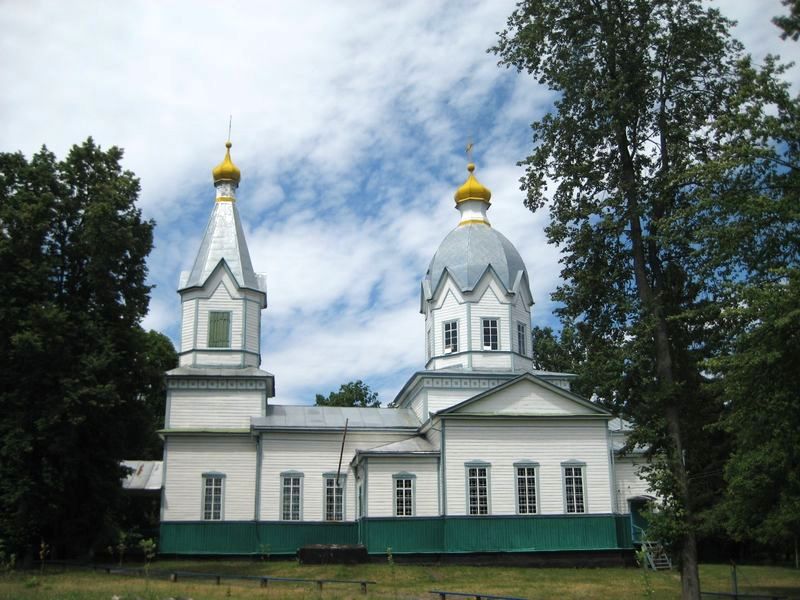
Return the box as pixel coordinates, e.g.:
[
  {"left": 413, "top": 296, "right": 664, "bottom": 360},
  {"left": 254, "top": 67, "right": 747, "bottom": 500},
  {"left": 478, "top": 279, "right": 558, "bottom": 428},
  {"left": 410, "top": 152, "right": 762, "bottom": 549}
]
[{"left": 158, "top": 142, "right": 651, "bottom": 560}]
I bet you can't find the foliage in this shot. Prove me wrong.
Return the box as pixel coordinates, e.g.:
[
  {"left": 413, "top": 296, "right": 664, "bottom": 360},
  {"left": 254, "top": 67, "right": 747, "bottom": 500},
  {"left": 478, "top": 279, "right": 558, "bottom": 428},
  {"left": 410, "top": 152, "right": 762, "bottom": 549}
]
[
  {"left": 0, "top": 139, "right": 163, "bottom": 560},
  {"left": 774, "top": 0, "right": 800, "bottom": 41},
  {"left": 709, "top": 272, "right": 800, "bottom": 547},
  {"left": 138, "top": 538, "right": 156, "bottom": 577},
  {"left": 315, "top": 380, "right": 380, "bottom": 407},
  {"left": 492, "top": 1, "right": 797, "bottom": 596}
]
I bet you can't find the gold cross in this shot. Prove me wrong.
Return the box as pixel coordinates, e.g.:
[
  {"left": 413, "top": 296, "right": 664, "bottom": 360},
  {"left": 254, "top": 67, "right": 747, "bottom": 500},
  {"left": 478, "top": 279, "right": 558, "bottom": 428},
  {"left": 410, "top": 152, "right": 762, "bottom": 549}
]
[{"left": 465, "top": 139, "right": 474, "bottom": 162}]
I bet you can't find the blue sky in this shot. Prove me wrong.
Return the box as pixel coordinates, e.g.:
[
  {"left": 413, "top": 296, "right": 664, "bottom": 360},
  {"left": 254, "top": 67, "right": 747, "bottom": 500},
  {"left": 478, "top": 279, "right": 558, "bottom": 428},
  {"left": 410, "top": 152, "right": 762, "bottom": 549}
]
[{"left": 1, "top": 1, "right": 797, "bottom": 405}]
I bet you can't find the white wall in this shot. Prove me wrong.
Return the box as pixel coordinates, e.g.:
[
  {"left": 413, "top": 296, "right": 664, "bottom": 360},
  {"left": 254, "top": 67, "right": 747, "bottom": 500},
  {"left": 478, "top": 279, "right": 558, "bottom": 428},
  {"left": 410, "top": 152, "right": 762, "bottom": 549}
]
[
  {"left": 167, "top": 388, "right": 263, "bottom": 428},
  {"left": 457, "top": 379, "right": 597, "bottom": 416},
  {"left": 162, "top": 435, "right": 256, "bottom": 521},
  {"left": 443, "top": 418, "right": 613, "bottom": 515},
  {"left": 615, "top": 457, "right": 652, "bottom": 512},
  {"left": 365, "top": 457, "right": 439, "bottom": 517},
  {"left": 259, "top": 431, "right": 412, "bottom": 521}
]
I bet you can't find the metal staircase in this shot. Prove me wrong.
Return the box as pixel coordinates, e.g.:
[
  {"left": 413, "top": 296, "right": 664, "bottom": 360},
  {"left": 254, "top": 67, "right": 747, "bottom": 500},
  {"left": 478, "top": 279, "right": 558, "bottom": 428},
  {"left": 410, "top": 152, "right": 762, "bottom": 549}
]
[
  {"left": 641, "top": 539, "right": 672, "bottom": 570},
  {"left": 633, "top": 525, "right": 673, "bottom": 570}
]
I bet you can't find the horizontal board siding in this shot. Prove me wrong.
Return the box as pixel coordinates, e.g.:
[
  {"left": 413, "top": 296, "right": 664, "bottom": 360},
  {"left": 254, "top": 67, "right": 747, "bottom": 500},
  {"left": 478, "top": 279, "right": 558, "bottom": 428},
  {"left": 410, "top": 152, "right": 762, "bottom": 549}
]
[
  {"left": 433, "top": 290, "right": 465, "bottom": 357},
  {"left": 366, "top": 458, "right": 439, "bottom": 517},
  {"left": 196, "top": 285, "right": 244, "bottom": 350},
  {"left": 445, "top": 420, "right": 613, "bottom": 515},
  {"left": 168, "top": 389, "right": 262, "bottom": 429},
  {"left": 260, "top": 432, "right": 412, "bottom": 521},
  {"left": 426, "top": 389, "right": 475, "bottom": 415},
  {"left": 458, "top": 380, "right": 596, "bottom": 416},
  {"left": 159, "top": 521, "right": 358, "bottom": 555},
  {"left": 181, "top": 301, "right": 195, "bottom": 353},
  {"left": 245, "top": 300, "right": 260, "bottom": 353},
  {"left": 614, "top": 459, "right": 652, "bottom": 512},
  {"left": 471, "top": 352, "right": 512, "bottom": 370},
  {"left": 511, "top": 296, "right": 530, "bottom": 356},
  {"left": 410, "top": 391, "right": 426, "bottom": 422},
  {"left": 163, "top": 436, "right": 256, "bottom": 521}
]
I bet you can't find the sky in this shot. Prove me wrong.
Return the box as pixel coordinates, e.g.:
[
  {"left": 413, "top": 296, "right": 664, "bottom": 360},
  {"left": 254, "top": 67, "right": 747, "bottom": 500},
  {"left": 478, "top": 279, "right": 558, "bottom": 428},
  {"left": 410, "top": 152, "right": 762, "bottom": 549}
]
[{"left": 1, "top": 1, "right": 797, "bottom": 406}]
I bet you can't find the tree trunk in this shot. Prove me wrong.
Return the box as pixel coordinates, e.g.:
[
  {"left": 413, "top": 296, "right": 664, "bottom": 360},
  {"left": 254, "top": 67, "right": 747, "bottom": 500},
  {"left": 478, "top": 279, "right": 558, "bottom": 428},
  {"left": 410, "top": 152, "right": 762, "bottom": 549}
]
[{"left": 618, "top": 129, "right": 701, "bottom": 600}]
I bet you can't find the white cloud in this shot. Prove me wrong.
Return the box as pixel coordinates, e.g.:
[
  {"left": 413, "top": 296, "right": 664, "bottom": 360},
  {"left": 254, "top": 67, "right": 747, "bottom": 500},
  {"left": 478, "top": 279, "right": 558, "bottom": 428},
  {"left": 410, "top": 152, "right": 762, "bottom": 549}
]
[{"left": 1, "top": 0, "right": 795, "bottom": 405}]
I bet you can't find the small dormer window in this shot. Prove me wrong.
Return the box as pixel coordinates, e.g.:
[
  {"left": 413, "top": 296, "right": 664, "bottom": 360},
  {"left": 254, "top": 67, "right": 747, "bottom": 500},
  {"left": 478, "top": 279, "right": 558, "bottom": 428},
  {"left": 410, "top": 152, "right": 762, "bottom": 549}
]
[
  {"left": 208, "top": 311, "right": 231, "bottom": 348},
  {"left": 444, "top": 320, "right": 459, "bottom": 354},
  {"left": 517, "top": 322, "right": 527, "bottom": 355}
]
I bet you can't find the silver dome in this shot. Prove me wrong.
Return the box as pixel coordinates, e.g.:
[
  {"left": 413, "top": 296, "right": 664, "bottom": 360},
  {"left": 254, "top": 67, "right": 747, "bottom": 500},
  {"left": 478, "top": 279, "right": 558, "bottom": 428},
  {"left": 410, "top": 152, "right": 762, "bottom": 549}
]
[{"left": 425, "top": 223, "right": 531, "bottom": 297}]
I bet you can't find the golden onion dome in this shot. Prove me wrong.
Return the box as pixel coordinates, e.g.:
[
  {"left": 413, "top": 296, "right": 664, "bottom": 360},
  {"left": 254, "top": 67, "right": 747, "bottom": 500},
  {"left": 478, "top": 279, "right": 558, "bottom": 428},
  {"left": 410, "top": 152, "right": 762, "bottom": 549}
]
[
  {"left": 454, "top": 162, "right": 491, "bottom": 204},
  {"left": 212, "top": 141, "right": 241, "bottom": 185}
]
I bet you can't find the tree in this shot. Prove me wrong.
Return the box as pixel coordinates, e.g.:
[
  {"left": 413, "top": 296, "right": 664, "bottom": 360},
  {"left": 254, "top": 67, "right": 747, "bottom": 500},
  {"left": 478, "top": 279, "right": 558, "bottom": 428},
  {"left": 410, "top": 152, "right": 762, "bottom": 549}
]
[
  {"left": 0, "top": 139, "right": 158, "bottom": 560},
  {"left": 774, "top": 0, "right": 800, "bottom": 41},
  {"left": 315, "top": 381, "right": 380, "bottom": 407},
  {"left": 709, "top": 272, "right": 800, "bottom": 563},
  {"left": 492, "top": 2, "right": 796, "bottom": 596}
]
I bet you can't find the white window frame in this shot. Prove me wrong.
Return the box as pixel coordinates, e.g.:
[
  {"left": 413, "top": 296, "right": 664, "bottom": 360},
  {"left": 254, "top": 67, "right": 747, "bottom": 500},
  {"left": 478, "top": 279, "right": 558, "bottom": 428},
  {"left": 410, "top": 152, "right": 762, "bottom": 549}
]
[
  {"left": 443, "top": 320, "right": 459, "bottom": 354},
  {"left": 517, "top": 321, "right": 527, "bottom": 355},
  {"left": 392, "top": 473, "right": 416, "bottom": 517},
  {"left": 202, "top": 472, "right": 225, "bottom": 521},
  {"left": 562, "top": 462, "right": 587, "bottom": 514},
  {"left": 280, "top": 471, "right": 303, "bottom": 521},
  {"left": 323, "top": 473, "right": 346, "bottom": 521},
  {"left": 514, "top": 462, "right": 539, "bottom": 514},
  {"left": 482, "top": 318, "right": 499, "bottom": 351},
  {"left": 465, "top": 462, "right": 491, "bottom": 515}
]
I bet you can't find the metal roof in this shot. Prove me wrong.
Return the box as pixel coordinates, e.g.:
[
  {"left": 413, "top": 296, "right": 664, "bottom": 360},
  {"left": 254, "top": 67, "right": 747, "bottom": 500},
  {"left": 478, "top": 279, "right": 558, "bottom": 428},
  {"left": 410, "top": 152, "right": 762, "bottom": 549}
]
[
  {"left": 121, "top": 460, "right": 163, "bottom": 491},
  {"left": 358, "top": 436, "right": 437, "bottom": 454},
  {"left": 252, "top": 405, "right": 420, "bottom": 430},
  {"left": 425, "top": 224, "right": 530, "bottom": 297},
  {"left": 180, "top": 200, "right": 266, "bottom": 294}
]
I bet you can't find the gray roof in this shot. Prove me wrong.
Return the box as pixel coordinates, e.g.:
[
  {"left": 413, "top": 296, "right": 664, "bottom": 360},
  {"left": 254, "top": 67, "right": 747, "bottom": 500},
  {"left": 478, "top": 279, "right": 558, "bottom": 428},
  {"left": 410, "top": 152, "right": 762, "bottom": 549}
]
[
  {"left": 180, "top": 200, "right": 266, "bottom": 294},
  {"left": 167, "top": 366, "right": 274, "bottom": 378},
  {"left": 359, "top": 436, "right": 437, "bottom": 454},
  {"left": 425, "top": 223, "right": 531, "bottom": 297},
  {"left": 122, "top": 460, "right": 163, "bottom": 491},
  {"left": 252, "top": 405, "right": 421, "bottom": 430}
]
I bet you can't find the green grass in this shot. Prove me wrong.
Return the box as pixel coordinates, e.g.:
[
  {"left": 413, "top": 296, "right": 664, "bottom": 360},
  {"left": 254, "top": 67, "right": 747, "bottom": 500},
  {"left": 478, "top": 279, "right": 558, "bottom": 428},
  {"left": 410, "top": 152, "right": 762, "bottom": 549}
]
[{"left": 0, "top": 561, "right": 798, "bottom": 599}]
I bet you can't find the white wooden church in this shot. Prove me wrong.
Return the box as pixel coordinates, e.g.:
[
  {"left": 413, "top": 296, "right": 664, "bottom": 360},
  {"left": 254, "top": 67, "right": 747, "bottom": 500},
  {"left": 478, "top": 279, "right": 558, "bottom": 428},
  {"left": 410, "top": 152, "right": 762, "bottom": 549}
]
[{"left": 158, "top": 143, "right": 651, "bottom": 560}]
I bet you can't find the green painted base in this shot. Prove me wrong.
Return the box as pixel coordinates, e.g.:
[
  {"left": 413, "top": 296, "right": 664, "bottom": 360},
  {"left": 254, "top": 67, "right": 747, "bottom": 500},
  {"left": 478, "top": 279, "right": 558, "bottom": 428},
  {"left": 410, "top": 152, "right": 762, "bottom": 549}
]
[{"left": 160, "top": 515, "right": 634, "bottom": 556}]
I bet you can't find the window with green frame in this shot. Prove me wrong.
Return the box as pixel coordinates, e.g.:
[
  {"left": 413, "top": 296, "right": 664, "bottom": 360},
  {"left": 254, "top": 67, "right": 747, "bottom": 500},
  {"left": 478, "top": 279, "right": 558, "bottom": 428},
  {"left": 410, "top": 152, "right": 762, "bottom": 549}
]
[{"left": 208, "top": 311, "right": 231, "bottom": 348}]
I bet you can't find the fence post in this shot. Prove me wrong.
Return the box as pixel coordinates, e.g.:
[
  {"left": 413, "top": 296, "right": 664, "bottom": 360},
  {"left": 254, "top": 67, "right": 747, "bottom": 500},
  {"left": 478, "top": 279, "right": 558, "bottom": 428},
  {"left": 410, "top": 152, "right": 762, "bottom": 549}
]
[
  {"left": 361, "top": 581, "right": 367, "bottom": 594},
  {"left": 215, "top": 575, "right": 221, "bottom": 585},
  {"left": 170, "top": 573, "right": 178, "bottom": 582},
  {"left": 317, "top": 581, "right": 324, "bottom": 592}
]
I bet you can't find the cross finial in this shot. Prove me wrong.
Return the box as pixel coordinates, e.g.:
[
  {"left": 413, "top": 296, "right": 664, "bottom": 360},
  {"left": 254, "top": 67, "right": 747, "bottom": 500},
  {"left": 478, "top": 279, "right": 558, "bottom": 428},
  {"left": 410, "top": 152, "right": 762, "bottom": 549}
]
[
  {"left": 227, "top": 115, "right": 232, "bottom": 144},
  {"left": 465, "top": 138, "right": 474, "bottom": 162}
]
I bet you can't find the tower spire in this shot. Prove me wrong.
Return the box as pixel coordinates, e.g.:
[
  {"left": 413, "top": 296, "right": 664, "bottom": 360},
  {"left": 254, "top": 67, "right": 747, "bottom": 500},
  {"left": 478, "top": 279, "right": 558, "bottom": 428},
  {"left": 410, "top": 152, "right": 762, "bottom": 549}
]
[{"left": 211, "top": 138, "right": 241, "bottom": 202}]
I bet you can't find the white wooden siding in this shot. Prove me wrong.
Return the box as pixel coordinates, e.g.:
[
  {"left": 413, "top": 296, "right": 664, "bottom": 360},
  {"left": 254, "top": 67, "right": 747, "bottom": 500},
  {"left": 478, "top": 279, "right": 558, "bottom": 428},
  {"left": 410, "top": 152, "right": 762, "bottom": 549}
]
[
  {"left": 456, "top": 379, "right": 597, "bottom": 416},
  {"left": 427, "top": 389, "right": 476, "bottom": 415},
  {"left": 366, "top": 457, "right": 439, "bottom": 517},
  {"left": 615, "top": 458, "right": 652, "bottom": 512},
  {"left": 163, "top": 435, "right": 256, "bottom": 521},
  {"left": 443, "top": 419, "right": 613, "bottom": 515},
  {"left": 432, "top": 354, "right": 469, "bottom": 370},
  {"left": 168, "top": 389, "right": 263, "bottom": 429},
  {"left": 471, "top": 286, "right": 509, "bottom": 352},
  {"left": 409, "top": 390, "right": 427, "bottom": 422},
  {"left": 511, "top": 296, "right": 530, "bottom": 356},
  {"left": 434, "top": 290, "right": 465, "bottom": 357},
  {"left": 245, "top": 299, "right": 260, "bottom": 353},
  {"left": 196, "top": 284, "right": 244, "bottom": 350},
  {"left": 181, "top": 301, "right": 196, "bottom": 353},
  {"left": 471, "top": 352, "right": 512, "bottom": 370},
  {"left": 259, "top": 432, "right": 412, "bottom": 521}
]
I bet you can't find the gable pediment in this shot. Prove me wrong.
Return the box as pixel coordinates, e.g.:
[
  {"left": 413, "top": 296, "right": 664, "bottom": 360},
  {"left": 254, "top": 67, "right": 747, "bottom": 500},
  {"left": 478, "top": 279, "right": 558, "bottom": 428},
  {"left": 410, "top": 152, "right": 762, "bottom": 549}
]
[{"left": 439, "top": 373, "right": 608, "bottom": 417}]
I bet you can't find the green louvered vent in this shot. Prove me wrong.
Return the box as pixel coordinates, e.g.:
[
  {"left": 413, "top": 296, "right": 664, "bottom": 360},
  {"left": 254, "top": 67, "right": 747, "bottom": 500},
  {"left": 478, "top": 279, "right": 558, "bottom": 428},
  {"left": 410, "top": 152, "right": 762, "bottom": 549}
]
[{"left": 208, "top": 312, "right": 230, "bottom": 348}]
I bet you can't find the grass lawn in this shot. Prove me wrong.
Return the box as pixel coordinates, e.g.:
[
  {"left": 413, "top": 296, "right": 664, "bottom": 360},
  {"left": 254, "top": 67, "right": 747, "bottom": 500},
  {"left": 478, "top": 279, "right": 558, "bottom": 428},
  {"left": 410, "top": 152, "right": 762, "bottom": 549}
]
[{"left": 0, "top": 560, "right": 798, "bottom": 600}]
